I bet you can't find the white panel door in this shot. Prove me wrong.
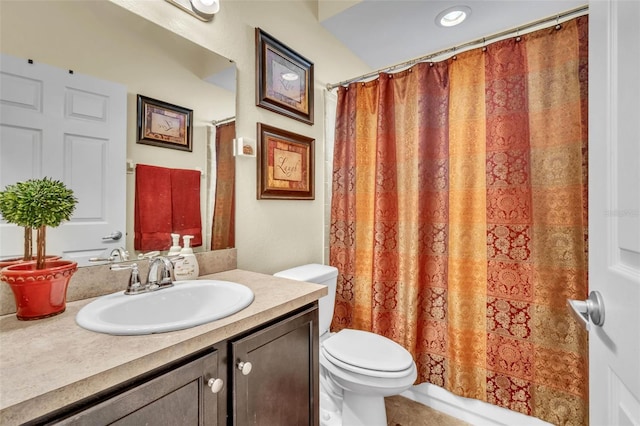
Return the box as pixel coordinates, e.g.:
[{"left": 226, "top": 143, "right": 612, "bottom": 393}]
[
  {"left": 588, "top": 1, "right": 640, "bottom": 425},
  {"left": 0, "top": 54, "right": 126, "bottom": 265}
]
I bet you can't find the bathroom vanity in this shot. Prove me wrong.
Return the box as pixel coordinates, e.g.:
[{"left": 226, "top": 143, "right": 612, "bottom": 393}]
[{"left": 0, "top": 268, "right": 326, "bottom": 425}]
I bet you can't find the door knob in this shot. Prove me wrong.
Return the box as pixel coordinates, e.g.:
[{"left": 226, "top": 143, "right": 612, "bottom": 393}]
[
  {"left": 102, "top": 230, "right": 123, "bottom": 241},
  {"left": 237, "top": 361, "right": 252, "bottom": 375},
  {"left": 207, "top": 378, "right": 224, "bottom": 394},
  {"left": 567, "top": 290, "right": 605, "bottom": 330}
]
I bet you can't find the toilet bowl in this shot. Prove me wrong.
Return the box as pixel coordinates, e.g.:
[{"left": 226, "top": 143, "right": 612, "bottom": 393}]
[{"left": 274, "top": 264, "right": 417, "bottom": 426}]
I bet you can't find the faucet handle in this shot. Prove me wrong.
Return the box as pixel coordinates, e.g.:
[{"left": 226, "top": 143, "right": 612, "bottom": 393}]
[
  {"left": 129, "top": 264, "right": 145, "bottom": 293},
  {"left": 88, "top": 256, "right": 116, "bottom": 263},
  {"left": 138, "top": 250, "right": 160, "bottom": 260},
  {"left": 109, "top": 262, "right": 136, "bottom": 271},
  {"left": 110, "top": 262, "right": 144, "bottom": 294},
  {"left": 125, "top": 263, "right": 144, "bottom": 294}
]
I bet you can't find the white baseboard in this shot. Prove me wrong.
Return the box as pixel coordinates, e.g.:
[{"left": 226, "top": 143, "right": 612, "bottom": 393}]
[{"left": 401, "top": 383, "right": 552, "bottom": 426}]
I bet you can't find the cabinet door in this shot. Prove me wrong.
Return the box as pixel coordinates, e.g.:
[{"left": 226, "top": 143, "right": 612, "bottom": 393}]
[
  {"left": 231, "top": 305, "right": 319, "bottom": 426},
  {"left": 54, "top": 349, "right": 222, "bottom": 425}
]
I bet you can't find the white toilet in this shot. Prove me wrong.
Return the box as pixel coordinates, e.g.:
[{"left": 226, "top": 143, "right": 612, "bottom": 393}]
[{"left": 274, "top": 264, "right": 417, "bottom": 426}]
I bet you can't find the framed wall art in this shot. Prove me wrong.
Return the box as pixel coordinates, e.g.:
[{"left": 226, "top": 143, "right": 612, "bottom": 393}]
[
  {"left": 255, "top": 28, "right": 314, "bottom": 125},
  {"left": 257, "top": 123, "right": 314, "bottom": 200},
  {"left": 137, "top": 95, "right": 193, "bottom": 152}
]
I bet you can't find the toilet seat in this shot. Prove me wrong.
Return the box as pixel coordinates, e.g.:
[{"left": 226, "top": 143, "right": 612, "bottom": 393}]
[
  {"left": 319, "top": 348, "right": 418, "bottom": 393},
  {"left": 322, "top": 329, "right": 414, "bottom": 378}
]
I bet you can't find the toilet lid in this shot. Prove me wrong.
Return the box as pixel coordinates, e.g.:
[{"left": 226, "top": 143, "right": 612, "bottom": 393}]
[{"left": 322, "top": 329, "right": 414, "bottom": 375}]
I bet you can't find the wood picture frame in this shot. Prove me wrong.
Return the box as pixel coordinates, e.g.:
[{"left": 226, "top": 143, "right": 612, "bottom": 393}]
[
  {"left": 257, "top": 123, "right": 314, "bottom": 200},
  {"left": 137, "top": 95, "right": 193, "bottom": 152},
  {"left": 255, "top": 28, "right": 314, "bottom": 125}
]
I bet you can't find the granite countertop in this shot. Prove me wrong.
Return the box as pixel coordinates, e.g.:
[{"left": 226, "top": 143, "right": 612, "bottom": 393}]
[{"left": 0, "top": 269, "right": 327, "bottom": 425}]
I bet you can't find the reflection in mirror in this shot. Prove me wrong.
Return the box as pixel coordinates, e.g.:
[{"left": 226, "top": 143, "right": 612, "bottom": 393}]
[{"left": 0, "top": 1, "right": 236, "bottom": 266}]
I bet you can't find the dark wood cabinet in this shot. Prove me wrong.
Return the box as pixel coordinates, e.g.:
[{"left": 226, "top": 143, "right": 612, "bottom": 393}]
[
  {"left": 33, "top": 303, "right": 318, "bottom": 426},
  {"left": 231, "top": 305, "right": 319, "bottom": 426}
]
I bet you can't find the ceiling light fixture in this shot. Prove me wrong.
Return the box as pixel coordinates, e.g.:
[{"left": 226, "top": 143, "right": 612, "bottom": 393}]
[
  {"left": 165, "top": 0, "right": 220, "bottom": 22},
  {"left": 191, "top": 0, "right": 220, "bottom": 18},
  {"left": 436, "top": 6, "right": 471, "bottom": 27}
]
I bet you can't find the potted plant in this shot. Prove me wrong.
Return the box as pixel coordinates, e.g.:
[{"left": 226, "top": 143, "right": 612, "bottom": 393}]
[
  {"left": 0, "top": 181, "right": 33, "bottom": 268},
  {"left": 0, "top": 177, "right": 78, "bottom": 320}
]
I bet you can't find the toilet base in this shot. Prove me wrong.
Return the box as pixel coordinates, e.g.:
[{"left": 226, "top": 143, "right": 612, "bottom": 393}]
[
  {"left": 320, "top": 366, "right": 344, "bottom": 426},
  {"left": 342, "top": 391, "right": 387, "bottom": 426}
]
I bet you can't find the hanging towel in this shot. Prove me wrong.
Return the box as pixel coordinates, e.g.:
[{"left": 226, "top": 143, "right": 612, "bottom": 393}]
[
  {"left": 134, "top": 164, "right": 172, "bottom": 251},
  {"left": 212, "top": 121, "right": 235, "bottom": 250},
  {"left": 170, "top": 168, "right": 202, "bottom": 247}
]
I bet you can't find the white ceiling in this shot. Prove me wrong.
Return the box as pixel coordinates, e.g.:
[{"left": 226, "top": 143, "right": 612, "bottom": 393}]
[{"left": 320, "top": 0, "right": 587, "bottom": 71}]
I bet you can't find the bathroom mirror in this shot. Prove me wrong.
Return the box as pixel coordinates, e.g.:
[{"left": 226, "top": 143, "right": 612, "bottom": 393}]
[{"left": 0, "top": 1, "right": 236, "bottom": 265}]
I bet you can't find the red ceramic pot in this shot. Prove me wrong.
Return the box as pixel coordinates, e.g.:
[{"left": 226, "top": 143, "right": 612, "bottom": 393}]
[
  {"left": 0, "top": 259, "right": 78, "bottom": 320},
  {"left": 0, "top": 257, "right": 24, "bottom": 270}
]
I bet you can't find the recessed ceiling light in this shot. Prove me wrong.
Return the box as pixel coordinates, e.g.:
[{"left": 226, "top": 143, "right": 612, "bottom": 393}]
[{"left": 436, "top": 6, "right": 471, "bottom": 27}]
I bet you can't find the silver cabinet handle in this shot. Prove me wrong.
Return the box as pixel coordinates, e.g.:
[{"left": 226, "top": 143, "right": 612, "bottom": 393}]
[
  {"left": 567, "top": 291, "right": 605, "bottom": 330},
  {"left": 102, "top": 231, "right": 123, "bottom": 241},
  {"left": 237, "top": 361, "right": 252, "bottom": 376},
  {"left": 207, "top": 378, "right": 224, "bottom": 394}
]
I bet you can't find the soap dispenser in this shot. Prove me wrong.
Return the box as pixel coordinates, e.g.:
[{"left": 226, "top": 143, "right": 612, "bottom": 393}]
[
  {"left": 174, "top": 235, "right": 199, "bottom": 280},
  {"left": 168, "top": 233, "right": 181, "bottom": 256}
]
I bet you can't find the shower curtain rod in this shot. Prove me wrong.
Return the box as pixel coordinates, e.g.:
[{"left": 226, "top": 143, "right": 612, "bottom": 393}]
[
  {"left": 211, "top": 115, "right": 235, "bottom": 125},
  {"left": 326, "top": 4, "right": 588, "bottom": 90}
]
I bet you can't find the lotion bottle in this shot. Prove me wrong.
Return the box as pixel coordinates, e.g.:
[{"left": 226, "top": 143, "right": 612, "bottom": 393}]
[
  {"left": 174, "top": 235, "right": 199, "bottom": 280},
  {"left": 168, "top": 233, "right": 181, "bottom": 256}
]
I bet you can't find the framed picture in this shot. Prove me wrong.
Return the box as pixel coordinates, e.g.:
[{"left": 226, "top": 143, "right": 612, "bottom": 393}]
[
  {"left": 257, "top": 123, "right": 314, "bottom": 200},
  {"left": 255, "top": 28, "right": 314, "bottom": 125},
  {"left": 137, "top": 95, "right": 193, "bottom": 152}
]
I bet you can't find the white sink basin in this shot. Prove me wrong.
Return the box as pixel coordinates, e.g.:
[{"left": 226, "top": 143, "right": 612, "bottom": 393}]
[{"left": 76, "top": 280, "right": 254, "bottom": 335}]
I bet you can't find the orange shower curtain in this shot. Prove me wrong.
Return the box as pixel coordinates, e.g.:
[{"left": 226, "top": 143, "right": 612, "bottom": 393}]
[{"left": 329, "top": 16, "right": 588, "bottom": 425}]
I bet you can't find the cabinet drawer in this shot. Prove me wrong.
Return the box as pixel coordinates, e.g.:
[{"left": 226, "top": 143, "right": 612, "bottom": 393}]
[{"left": 53, "top": 349, "right": 220, "bottom": 426}]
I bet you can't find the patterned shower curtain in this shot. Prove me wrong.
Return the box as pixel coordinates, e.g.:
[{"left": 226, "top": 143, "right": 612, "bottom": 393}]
[{"left": 329, "top": 16, "right": 588, "bottom": 425}]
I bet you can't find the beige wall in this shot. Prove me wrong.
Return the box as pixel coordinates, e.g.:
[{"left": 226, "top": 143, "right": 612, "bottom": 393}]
[{"left": 112, "top": 0, "right": 370, "bottom": 274}]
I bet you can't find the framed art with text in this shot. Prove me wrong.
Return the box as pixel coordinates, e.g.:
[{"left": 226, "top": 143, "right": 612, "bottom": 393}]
[
  {"left": 257, "top": 123, "right": 314, "bottom": 200},
  {"left": 137, "top": 95, "right": 193, "bottom": 152},
  {"left": 255, "top": 28, "right": 314, "bottom": 125}
]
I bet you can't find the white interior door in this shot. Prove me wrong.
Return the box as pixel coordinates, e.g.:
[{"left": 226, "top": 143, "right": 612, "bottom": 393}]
[
  {"left": 588, "top": 1, "right": 640, "bottom": 425},
  {"left": 0, "top": 54, "right": 126, "bottom": 266}
]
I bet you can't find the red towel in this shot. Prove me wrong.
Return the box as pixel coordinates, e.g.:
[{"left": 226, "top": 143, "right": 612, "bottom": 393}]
[
  {"left": 134, "top": 165, "right": 172, "bottom": 251},
  {"left": 170, "top": 168, "right": 202, "bottom": 247}
]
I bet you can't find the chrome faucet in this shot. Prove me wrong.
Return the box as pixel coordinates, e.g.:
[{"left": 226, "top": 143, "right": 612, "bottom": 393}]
[
  {"left": 109, "top": 247, "right": 129, "bottom": 262},
  {"left": 110, "top": 255, "right": 182, "bottom": 295},
  {"left": 147, "top": 256, "right": 176, "bottom": 290}
]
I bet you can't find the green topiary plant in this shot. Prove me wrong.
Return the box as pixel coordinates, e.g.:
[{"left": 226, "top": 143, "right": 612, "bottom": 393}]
[
  {"left": 0, "top": 177, "right": 77, "bottom": 269},
  {"left": 0, "top": 182, "right": 33, "bottom": 263}
]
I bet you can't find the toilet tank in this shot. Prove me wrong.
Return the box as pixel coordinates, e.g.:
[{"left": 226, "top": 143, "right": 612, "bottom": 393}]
[{"left": 274, "top": 264, "right": 338, "bottom": 336}]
